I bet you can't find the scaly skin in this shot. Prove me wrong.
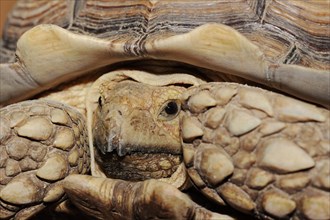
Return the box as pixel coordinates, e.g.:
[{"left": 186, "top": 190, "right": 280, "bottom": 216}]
[
  {"left": 0, "top": 100, "right": 90, "bottom": 219},
  {"left": 181, "top": 83, "right": 330, "bottom": 219},
  {"left": 0, "top": 75, "right": 329, "bottom": 220},
  {"left": 86, "top": 78, "right": 329, "bottom": 219},
  {"left": 63, "top": 175, "right": 230, "bottom": 220},
  {"left": 0, "top": 97, "right": 229, "bottom": 220}
]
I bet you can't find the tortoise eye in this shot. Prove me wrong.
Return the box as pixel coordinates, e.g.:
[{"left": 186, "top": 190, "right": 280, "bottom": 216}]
[
  {"left": 159, "top": 100, "right": 180, "bottom": 120},
  {"left": 165, "top": 101, "right": 178, "bottom": 115}
]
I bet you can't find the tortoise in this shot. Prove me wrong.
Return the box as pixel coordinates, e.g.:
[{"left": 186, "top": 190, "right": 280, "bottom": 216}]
[{"left": 0, "top": 0, "right": 329, "bottom": 219}]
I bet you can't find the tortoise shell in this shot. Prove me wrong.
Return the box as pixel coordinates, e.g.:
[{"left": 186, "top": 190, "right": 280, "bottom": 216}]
[
  {"left": 1, "top": 0, "right": 329, "bottom": 68},
  {"left": 0, "top": 0, "right": 329, "bottom": 108}
]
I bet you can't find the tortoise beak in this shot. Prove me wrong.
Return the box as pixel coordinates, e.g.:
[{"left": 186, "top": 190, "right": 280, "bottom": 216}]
[{"left": 93, "top": 105, "right": 123, "bottom": 155}]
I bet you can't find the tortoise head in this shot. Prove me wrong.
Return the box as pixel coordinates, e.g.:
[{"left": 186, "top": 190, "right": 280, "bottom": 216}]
[{"left": 87, "top": 70, "right": 204, "bottom": 188}]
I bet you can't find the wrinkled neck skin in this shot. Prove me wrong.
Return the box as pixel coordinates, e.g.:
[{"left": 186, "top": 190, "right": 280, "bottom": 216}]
[{"left": 91, "top": 79, "right": 189, "bottom": 189}]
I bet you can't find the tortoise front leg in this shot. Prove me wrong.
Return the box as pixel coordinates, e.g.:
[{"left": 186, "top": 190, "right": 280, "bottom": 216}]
[
  {"left": 0, "top": 100, "right": 90, "bottom": 219},
  {"left": 63, "top": 174, "right": 233, "bottom": 220},
  {"left": 181, "top": 82, "right": 330, "bottom": 220}
]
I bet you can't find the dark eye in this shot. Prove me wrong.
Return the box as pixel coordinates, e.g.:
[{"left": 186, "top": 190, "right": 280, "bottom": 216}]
[
  {"left": 165, "top": 101, "right": 178, "bottom": 115},
  {"left": 159, "top": 100, "right": 180, "bottom": 120}
]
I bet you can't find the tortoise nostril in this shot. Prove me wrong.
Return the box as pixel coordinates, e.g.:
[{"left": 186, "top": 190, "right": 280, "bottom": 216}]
[
  {"left": 98, "top": 96, "right": 102, "bottom": 107},
  {"left": 118, "top": 110, "right": 123, "bottom": 116}
]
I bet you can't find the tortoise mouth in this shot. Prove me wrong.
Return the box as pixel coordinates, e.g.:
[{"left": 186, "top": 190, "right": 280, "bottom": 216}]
[{"left": 95, "top": 147, "right": 183, "bottom": 181}]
